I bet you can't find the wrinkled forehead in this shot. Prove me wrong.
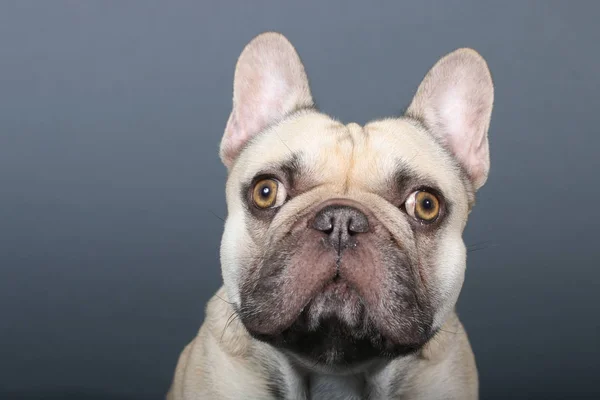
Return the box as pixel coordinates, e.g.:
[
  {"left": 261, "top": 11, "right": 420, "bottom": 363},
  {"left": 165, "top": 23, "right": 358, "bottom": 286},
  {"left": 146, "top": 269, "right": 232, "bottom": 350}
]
[{"left": 229, "top": 111, "right": 471, "bottom": 202}]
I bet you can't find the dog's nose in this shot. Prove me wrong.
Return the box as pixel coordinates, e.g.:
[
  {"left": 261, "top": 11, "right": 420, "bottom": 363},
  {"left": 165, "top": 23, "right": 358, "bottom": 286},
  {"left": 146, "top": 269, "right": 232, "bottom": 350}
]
[{"left": 312, "top": 205, "right": 369, "bottom": 254}]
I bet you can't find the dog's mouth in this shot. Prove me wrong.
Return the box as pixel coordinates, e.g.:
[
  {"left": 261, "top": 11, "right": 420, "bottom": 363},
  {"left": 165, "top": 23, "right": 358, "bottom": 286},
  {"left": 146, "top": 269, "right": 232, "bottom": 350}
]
[
  {"left": 242, "top": 275, "right": 433, "bottom": 367},
  {"left": 242, "top": 274, "right": 363, "bottom": 337},
  {"left": 301, "top": 278, "right": 365, "bottom": 331}
]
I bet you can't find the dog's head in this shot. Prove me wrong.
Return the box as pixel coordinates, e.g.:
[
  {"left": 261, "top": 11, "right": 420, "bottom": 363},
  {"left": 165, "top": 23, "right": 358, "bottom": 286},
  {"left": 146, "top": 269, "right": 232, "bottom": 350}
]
[{"left": 218, "top": 32, "right": 493, "bottom": 368}]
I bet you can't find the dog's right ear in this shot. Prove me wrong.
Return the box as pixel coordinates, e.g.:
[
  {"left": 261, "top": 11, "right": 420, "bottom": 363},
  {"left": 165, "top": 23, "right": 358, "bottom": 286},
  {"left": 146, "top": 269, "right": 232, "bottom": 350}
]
[{"left": 220, "top": 32, "right": 314, "bottom": 169}]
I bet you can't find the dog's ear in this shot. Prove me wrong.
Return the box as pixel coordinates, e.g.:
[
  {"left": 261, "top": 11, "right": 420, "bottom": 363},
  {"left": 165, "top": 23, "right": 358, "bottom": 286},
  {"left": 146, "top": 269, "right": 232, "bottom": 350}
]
[
  {"left": 220, "top": 32, "right": 314, "bottom": 169},
  {"left": 406, "top": 49, "right": 494, "bottom": 190}
]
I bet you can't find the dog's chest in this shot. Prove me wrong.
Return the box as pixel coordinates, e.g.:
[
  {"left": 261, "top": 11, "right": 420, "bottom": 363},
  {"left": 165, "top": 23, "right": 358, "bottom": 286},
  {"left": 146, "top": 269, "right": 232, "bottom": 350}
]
[
  {"left": 307, "top": 374, "right": 365, "bottom": 400},
  {"left": 284, "top": 372, "right": 394, "bottom": 400}
]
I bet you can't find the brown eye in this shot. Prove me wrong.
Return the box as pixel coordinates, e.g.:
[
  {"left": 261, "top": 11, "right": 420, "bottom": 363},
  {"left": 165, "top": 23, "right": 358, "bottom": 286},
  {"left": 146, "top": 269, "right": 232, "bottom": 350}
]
[
  {"left": 252, "top": 179, "right": 285, "bottom": 209},
  {"left": 405, "top": 190, "right": 440, "bottom": 222}
]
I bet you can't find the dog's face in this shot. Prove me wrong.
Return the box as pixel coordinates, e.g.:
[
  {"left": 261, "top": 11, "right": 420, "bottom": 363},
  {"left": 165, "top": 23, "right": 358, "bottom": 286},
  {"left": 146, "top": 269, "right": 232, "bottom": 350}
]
[{"left": 218, "top": 33, "right": 493, "bottom": 368}]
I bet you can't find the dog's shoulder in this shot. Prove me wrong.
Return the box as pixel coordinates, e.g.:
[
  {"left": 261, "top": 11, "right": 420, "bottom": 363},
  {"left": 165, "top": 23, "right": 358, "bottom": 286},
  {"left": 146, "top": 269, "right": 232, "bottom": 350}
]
[
  {"left": 393, "top": 313, "right": 478, "bottom": 399},
  {"left": 167, "top": 287, "right": 277, "bottom": 400}
]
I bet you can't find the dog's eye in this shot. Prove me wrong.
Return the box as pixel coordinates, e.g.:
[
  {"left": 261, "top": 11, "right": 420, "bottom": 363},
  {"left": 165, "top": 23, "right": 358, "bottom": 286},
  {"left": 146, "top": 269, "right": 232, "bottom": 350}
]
[
  {"left": 252, "top": 178, "right": 286, "bottom": 209},
  {"left": 405, "top": 190, "right": 440, "bottom": 222}
]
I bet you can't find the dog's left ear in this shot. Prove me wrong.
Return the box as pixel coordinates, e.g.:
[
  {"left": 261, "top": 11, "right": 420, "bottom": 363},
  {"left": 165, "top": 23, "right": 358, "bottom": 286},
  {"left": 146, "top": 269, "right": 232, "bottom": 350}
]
[
  {"left": 220, "top": 32, "right": 314, "bottom": 169},
  {"left": 406, "top": 48, "right": 494, "bottom": 190}
]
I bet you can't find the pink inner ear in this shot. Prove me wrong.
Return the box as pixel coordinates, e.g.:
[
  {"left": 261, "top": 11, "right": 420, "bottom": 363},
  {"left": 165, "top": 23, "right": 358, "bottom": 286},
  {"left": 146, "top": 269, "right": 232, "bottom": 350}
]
[
  {"left": 442, "top": 102, "right": 490, "bottom": 189},
  {"left": 219, "top": 33, "right": 314, "bottom": 168},
  {"left": 444, "top": 88, "right": 491, "bottom": 188},
  {"left": 229, "top": 82, "right": 287, "bottom": 145},
  {"left": 244, "top": 72, "right": 291, "bottom": 133},
  {"left": 221, "top": 71, "right": 307, "bottom": 168},
  {"left": 406, "top": 49, "right": 493, "bottom": 189}
]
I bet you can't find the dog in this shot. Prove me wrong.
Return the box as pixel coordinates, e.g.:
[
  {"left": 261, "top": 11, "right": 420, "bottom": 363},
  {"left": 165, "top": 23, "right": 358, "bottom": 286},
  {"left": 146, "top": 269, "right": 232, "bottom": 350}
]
[{"left": 167, "top": 31, "right": 494, "bottom": 400}]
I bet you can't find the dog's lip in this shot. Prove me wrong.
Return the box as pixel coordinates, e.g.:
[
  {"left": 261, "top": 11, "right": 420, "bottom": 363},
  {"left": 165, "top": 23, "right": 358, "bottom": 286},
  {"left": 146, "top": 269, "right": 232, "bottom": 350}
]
[
  {"left": 244, "top": 267, "right": 340, "bottom": 337},
  {"left": 299, "top": 276, "right": 358, "bottom": 312},
  {"left": 296, "top": 277, "right": 338, "bottom": 313},
  {"left": 321, "top": 278, "right": 352, "bottom": 295}
]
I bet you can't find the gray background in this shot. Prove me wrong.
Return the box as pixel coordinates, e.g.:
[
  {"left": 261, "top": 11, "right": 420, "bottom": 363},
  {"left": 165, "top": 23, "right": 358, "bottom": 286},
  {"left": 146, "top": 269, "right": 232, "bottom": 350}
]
[{"left": 1, "top": 1, "right": 598, "bottom": 399}]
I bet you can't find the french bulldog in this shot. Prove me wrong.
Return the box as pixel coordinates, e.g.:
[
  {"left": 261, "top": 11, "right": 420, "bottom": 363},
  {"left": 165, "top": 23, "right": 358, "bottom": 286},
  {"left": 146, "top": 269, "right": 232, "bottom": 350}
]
[{"left": 167, "top": 31, "right": 493, "bottom": 400}]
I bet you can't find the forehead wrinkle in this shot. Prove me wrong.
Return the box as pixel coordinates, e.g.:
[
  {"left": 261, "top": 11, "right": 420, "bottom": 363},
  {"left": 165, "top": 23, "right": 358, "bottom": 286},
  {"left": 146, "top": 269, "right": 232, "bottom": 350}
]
[
  {"left": 340, "top": 122, "right": 374, "bottom": 194},
  {"left": 341, "top": 126, "right": 357, "bottom": 193}
]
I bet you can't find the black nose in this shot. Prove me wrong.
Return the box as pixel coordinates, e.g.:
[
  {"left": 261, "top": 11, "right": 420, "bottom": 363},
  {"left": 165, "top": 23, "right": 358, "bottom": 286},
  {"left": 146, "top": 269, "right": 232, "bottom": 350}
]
[{"left": 312, "top": 205, "right": 370, "bottom": 254}]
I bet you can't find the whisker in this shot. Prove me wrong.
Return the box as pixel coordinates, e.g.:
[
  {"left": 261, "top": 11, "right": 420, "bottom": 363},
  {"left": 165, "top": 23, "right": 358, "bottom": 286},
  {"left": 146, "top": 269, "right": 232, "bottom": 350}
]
[
  {"left": 437, "top": 328, "right": 459, "bottom": 335},
  {"left": 209, "top": 210, "right": 226, "bottom": 222},
  {"left": 215, "top": 294, "right": 235, "bottom": 305},
  {"left": 466, "top": 240, "right": 497, "bottom": 253},
  {"left": 276, "top": 132, "right": 294, "bottom": 157},
  {"left": 466, "top": 240, "right": 494, "bottom": 249},
  {"left": 220, "top": 311, "right": 240, "bottom": 343}
]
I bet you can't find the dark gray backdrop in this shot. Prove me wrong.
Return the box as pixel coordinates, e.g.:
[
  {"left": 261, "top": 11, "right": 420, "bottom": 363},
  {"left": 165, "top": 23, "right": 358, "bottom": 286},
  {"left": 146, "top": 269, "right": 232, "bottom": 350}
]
[{"left": 1, "top": 1, "right": 598, "bottom": 399}]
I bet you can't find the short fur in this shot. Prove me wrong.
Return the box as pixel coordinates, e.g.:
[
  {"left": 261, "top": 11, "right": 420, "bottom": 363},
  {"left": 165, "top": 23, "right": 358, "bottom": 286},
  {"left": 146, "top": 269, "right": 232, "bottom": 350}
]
[{"left": 167, "top": 32, "right": 493, "bottom": 400}]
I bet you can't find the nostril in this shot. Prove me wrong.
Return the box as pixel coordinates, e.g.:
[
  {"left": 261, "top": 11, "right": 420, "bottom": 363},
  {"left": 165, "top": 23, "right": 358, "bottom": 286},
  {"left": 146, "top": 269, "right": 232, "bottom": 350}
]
[
  {"left": 348, "top": 218, "right": 357, "bottom": 236},
  {"left": 312, "top": 214, "right": 334, "bottom": 233},
  {"left": 348, "top": 215, "right": 369, "bottom": 234},
  {"left": 321, "top": 224, "right": 334, "bottom": 235}
]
